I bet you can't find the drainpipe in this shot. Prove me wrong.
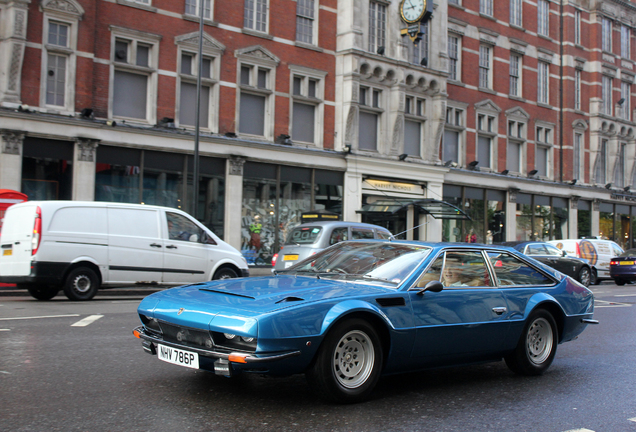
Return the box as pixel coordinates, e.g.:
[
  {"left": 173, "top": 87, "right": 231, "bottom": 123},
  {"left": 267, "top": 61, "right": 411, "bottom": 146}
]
[{"left": 559, "top": 0, "right": 564, "bottom": 183}]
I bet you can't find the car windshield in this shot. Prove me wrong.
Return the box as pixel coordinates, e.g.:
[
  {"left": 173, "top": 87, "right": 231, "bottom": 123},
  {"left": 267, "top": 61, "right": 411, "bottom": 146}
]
[
  {"left": 619, "top": 249, "right": 636, "bottom": 257},
  {"left": 279, "top": 241, "right": 432, "bottom": 287},
  {"left": 285, "top": 226, "right": 323, "bottom": 245}
]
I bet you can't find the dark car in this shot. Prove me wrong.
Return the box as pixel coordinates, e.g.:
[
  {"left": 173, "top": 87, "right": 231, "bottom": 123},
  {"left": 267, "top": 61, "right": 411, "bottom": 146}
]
[
  {"left": 610, "top": 248, "right": 636, "bottom": 285},
  {"left": 502, "top": 241, "right": 595, "bottom": 287}
]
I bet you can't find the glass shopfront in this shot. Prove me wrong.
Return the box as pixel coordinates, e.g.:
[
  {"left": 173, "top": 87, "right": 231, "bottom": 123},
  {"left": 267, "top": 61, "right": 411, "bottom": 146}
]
[
  {"left": 21, "top": 137, "right": 73, "bottom": 200},
  {"left": 442, "top": 185, "right": 506, "bottom": 243},
  {"left": 577, "top": 200, "right": 591, "bottom": 239},
  {"left": 515, "top": 193, "right": 568, "bottom": 241},
  {"left": 241, "top": 162, "right": 343, "bottom": 266},
  {"left": 599, "top": 202, "right": 614, "bottom": 242},
  {"left": 598, "top": 202, "right": 635, "bottom": 249}
]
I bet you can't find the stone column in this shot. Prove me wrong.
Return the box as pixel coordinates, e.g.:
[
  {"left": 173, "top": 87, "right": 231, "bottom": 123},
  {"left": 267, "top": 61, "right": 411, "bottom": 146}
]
[
  {"left": 225, "top": 157, "right": 245, "bottom": 250},
  {"left": 591, "top": 200, "right": 600, "bottom": 237},
  {"left": 343, "top": 168, "right": 362, "bottom": 222},
  {"left": 0, "top": 130, "right": 24, "bottom": 191},
  {"left": 0, "top": 0, "right": 30, "bottom": 104},
  {"left": 569, "top": 196, "right": 579, "bottom": 239},
  {"left": 506, "top": 188, "right": 519, "bottom": 242},
  {"left": 426, "top": 182, "right": 443, "bottom": 241},
  {"left": 72, "top": 138, "right": 99, "bottom": 201}
]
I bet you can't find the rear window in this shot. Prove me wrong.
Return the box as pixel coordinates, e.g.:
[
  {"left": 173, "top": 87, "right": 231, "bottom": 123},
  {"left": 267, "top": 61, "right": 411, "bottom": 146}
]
[
  {"left": 286, "top": 226, "right": 323, "bottom": 245},
  {"left": 619, "top": 249, "right": 636, "bottom": 257}
]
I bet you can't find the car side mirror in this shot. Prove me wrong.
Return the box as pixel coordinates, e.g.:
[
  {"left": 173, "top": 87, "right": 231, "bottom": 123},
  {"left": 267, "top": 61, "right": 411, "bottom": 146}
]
[
  {"left": 561, "top": 250, "right": 567, "bottom": 257},
  {"left": 417, "top": 280, "right": 444, "bottom": 295}
]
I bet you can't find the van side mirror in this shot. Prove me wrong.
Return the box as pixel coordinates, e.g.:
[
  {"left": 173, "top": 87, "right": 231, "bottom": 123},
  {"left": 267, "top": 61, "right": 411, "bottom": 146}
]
[{"left": 189, "top": 234, "right": 199, "bottom": 242}]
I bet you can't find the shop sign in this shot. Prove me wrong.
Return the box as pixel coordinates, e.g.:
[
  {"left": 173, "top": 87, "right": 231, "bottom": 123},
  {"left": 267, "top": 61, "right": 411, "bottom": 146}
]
[
  {"left": 610, "top": 193, "right": 636, "bottom": 202},
  {"left": 363, "top": 179, "right": 423, "bottom": 195}
]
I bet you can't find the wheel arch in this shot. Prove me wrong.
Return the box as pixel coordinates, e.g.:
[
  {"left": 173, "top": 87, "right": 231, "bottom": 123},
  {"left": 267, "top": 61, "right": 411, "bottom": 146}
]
[
  {"left": 62, "top": 260, "right": 102, "bottom": 287},
  {"left": 525, "top": 296, "right": 566, "bottom": 343},
  {"left": 211, "top": 260, "right": 242, "bottom": 279}
]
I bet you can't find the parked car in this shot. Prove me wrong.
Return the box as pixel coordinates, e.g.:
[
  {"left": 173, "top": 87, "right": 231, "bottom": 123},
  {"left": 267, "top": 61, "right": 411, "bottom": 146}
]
[
  {"left": 133, "top": 240, "right": 597, "bottom": 403},
  {"left": 610, "top": 248, "right": 636, "bottom": 285},
  {"left": 548, "top": 238, "right": 624, "bottom": 284},
  {"left": 0, "top": 201, "right": 249, "bottom": 301},
  {"left": 271, "top": 221, "right": 393, "bottom": 271},
  {"left": 502, "top": 241, "right": 595, "bottom": 286}
]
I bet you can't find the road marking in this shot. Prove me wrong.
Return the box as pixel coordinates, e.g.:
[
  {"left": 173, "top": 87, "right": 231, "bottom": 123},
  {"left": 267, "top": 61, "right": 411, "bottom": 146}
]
[
  {"left": 629, "top": 417, "right": 636, "bottom": 423},
  {"left": 71, "top": 315, "right": 104, "bottom": 327},
  {"left": 0, "top": 329, "right": 10, "bottom": 331},
  {"left": 594, "top": 299, "right": 632, "bottom": 308},
  {"left": 562, "top": 429, "right": 595, "bottom": 432},
  {"left": 614, "top": 294, "right": 636, "bottom": 297},
  {"left": 0, "top": 371, "right": 11, "bottom": 374},
  {"left": 0, "top": 314, "right": 80, "bottom": 321}
]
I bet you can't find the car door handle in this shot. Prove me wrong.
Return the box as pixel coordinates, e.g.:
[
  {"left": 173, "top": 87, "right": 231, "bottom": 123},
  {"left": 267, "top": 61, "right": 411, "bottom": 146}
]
[
  {"left": 166, "top": 245, "right": 177, "bottom": 249},
  {"left": 150, "top": 243, "right": 162, "bottom": 248},
  {"left": 492, "top": 307, "right": 507, "bottom": 315}
]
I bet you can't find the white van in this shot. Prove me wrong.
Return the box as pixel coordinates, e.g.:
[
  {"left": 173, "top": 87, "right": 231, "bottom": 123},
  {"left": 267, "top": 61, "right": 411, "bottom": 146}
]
[
  {"left": 549, "top": 238, "right": 624, "bottom": 283},
  {"left": 0, "top": 201, "right": 249, "bottom": 301}
]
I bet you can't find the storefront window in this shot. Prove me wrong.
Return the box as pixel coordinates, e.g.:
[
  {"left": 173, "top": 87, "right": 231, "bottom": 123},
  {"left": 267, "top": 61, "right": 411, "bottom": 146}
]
[
  {"left": 22, "top": 138, "right": 73, "bottom": 200},
  {"left": 189, "top": 156, "right": 225, "bottom": 238},
  {"left": 578, "top": 200, "right": 591, "bottom": 239},
  {"left": 487, "top": 189, "right": 506, "bottom": 243},
  {"left": 242, "top": 163, "right": 277, "bottom": 266},
  {"left": 534, "top": 195, "right": 551, "bottom": 241},
  {"left": 516, "top": 193, "right": 532, "bottom": 240},
  {"left": 315, "top": 169, "right": 343, "bottom": 216},
  {"left": 599, "top": 203, "right": 614, "bottom": 241},
  {"left": 463, "top": 187, "right": 485, "bottom": 243},
  {"left": 279, "top": 166, "right": 312, "bottom": 251},
  {"left": 142, "top": 151, "right": 185, "bottom": 208},
  {"left": 615, "top": 204, "right": 630, "bottom": 248},
  {"left": 442, "top": 185, "right": 462, "bottom": 242},
  {"left": 95, "top": 146, "right": 141, "bottom": 203},
  {"left": 552, "top": 197, "right": 568, "bottom": 240}
]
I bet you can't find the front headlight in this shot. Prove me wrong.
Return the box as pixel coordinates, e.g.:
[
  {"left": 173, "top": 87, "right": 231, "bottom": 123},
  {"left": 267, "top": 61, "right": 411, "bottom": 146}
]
[
  {"left": 212, "top": 332, "right": 257, "bottom": 351},
  {"left": 140, "top": 314, "right": 162, "bottom": 333}
]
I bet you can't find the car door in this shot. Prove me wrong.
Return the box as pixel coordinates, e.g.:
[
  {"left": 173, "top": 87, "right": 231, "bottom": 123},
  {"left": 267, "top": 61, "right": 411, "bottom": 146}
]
[
  {"left": 543, "top": 243, "right": 576, "bottom": 277},
  {"left": 408, "top": 250, "right": 510, "bottom": 362},
  {"left": 162, "top": 211, "right": 210, "bottom": 283},
  {"left": 107, "top": 207, "right": 163, "bottom": 283}
]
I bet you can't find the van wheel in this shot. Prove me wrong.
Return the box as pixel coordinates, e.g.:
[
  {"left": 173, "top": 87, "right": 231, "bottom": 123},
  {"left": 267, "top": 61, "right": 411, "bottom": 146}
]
[
  {"left": 591, "top": 269, "right": 599, "bottom": 285},
  {"left": 64, "top": 267, "right": 99, "bottom": 301},
  {"left": 213, "top": 267, "right": 238, "bottom": 280},
  {"left": 23, "top": 284, "right": 59, "bottom": 301}
]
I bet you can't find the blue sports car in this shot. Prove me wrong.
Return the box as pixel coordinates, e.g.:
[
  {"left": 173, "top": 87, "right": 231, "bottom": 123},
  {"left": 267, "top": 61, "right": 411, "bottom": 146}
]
[{"left": 133, "top": 241, "right": 597, "bottom": 403}]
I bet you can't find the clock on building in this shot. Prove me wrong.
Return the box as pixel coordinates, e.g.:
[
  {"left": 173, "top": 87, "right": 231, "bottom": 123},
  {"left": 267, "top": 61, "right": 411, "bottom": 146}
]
[{"left": 400, "top": 0, "right": 427, "bottom": 24}]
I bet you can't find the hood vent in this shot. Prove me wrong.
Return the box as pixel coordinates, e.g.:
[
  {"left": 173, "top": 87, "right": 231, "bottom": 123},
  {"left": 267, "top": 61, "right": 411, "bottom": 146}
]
[
  {"left": 376, "top": 297, "right": 405, "bottom": 307},
  {"left": 199, "top": 288, "right": 255, "bottom": 299},
  {"left": 275, "top": 296, "right": 305, "bottom": 304}
]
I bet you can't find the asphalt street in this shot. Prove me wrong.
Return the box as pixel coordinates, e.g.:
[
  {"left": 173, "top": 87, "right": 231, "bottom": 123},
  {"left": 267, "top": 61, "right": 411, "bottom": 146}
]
[{"left": 0, "top": 281, "right": 634, "bottom": 432}]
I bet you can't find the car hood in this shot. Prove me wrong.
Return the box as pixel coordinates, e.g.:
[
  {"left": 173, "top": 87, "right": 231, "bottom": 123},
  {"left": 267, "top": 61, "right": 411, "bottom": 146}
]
[{"left": 142, "top": 275, "right": 390, "bottom": 318}]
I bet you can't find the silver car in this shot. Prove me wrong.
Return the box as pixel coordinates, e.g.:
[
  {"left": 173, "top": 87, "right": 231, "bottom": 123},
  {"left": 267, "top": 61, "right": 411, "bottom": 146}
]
[{"left": 272, "top": 221, "right": 393, "bottom": 271}]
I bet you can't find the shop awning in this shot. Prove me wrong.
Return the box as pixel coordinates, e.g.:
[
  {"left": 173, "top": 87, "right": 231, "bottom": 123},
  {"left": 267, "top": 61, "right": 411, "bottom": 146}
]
[{"left": 356, "top": 199, "right": 471, "bottom": 220}]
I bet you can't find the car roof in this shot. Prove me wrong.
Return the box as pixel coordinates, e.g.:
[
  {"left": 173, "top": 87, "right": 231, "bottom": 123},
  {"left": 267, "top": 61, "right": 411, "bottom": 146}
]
[{"left": 291, "top": 221, "right": 391, "bottom": 230}]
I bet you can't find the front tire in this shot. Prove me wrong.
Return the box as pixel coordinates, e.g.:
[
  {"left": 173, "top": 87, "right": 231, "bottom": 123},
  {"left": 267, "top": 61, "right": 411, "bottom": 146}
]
[
  {"left": 591, "top": 269, "right": 600, "bottom": 285},
  {"left": 22, "top": 284, "right": 60, "bottom": 301},
  {"left": 505, "top": 309, "right": 558, "bottom": 376},
  {"left": 306, "top": 318, "right": 383, "bottom": 404},
  {"left": 213, "top": 267, "right": 238, "bottom": 280},
  {"left": 63, "top": 267, "right": 99, "bottom": 301},
  {"left": 577, "top": 267, "right": 591, "bottom": 287}
]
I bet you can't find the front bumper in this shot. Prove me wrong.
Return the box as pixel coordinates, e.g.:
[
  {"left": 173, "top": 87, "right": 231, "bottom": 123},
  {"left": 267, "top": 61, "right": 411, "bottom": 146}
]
[{"left": 133, "top": 326, "right": 300, "bottom": 364}]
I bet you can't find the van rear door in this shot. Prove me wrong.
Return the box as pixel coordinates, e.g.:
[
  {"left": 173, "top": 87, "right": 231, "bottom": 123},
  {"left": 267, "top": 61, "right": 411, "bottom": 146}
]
[
  {"left": 107, "top": 207, "right": 162, "bottom": 284},
  {"left": 0, "top": 204, "right": 37, "bottom": 277}
]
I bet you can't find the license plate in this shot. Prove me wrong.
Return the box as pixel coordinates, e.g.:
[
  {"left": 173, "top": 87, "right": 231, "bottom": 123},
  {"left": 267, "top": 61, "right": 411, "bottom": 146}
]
[
  {"left": 620, "top": 261, "right": 634, "bottom": 265},
  {"left": 157, "top": 344, "right": 199, "bottom": 369},
  {"left": 283, "top": 254, "right": 299, "bottom": 261},
  {"left": 2, "top": 249, "right": 11, "bottom": 256}
]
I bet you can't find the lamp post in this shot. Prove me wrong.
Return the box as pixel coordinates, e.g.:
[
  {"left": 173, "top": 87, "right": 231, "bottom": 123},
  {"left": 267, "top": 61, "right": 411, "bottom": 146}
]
[{"left": 193, "top": 0, "right": 205, "bottom": 217}]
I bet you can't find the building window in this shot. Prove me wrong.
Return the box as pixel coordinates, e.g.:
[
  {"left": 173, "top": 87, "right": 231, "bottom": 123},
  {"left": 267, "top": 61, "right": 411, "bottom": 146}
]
[
  {"left": 602, "top": 75, "right": 613, "bottom": 116},
  {"left": 596, "top": 139, "right": 608, "bottom": 184},
  {"left": 238, "top": 63, "right": 273, "bottom": 137},
  {"left": 509, "top": 54, "right": 521, "bottom": 97},
  {"left": 574, "top": 10, "right": 581, "bottom": 45},
  {"left": 444, "top": 107, "right": 464, "bottom": 164},
  {"left": 510, "top": 0, "right": 522, "bottom": 27},
  {"left": 42, "top": 19, "right": 76, "bottom": 110},
  {"left": 185, "top": 0, "right": 212, "bottom": 19},
  {"left": 369, "top": 2, "right": 386, "bottom": 54},
  {"left": 404, "top": 95, "right": 426, "bottom": 157},
  {"left": 538, "top": 61, "right": 549, "bottom": 105},
  {"left": 477, "top": 113, "right": 496, "bottom": 169},
  {"left": 507, "top": 120, "right": 525, "bottom": 173},
  {"left": 573, "top": 132, "right": 582, "bottom": 181},
  {"left": 622, "top": 25, "right": 631, "bottom": 59},
  {"left": 615, "top": 143, "right": 626, "bottom": 188},
  {"left": 110, "top": 28, "right": 160, "bottom": 123},
  {"left": 536, "top": 126, "right": 553, "bottom": 178},
  {"left": 449, "top": 0, "right": 460, "bottom": 5},
  {"left": 621, "top": 81, "right": 631, "bottom": 121},
  {"left": 359, "top": 85, "right": 383, "bottom": 151},
  {"left": 290, "top": 67, "right": 326, "bottom": 146},
  {"left": 479, "top": 45, "right": 492, "bottom": 90},
  {"left": 411, "top": 22, "right": 429, "bottom": 67},
  {"left": 602, "top": 17, "right": 612, "bottom": 52},
  {"left": 178, "top": 51, "right": 216, "bottom": 130},
  {"left": 480, "top": 0, "right": 493, "bottom": 17},
  {"left": 296, "top": 0, "right": 316, "bottom": 45},
  {"left": 244, "top": 0, "right": 268, "bottom": 32},
  {"left": 448, "top": 35, "right": 460, "bottom": 81},
  {"left": 537, "top": 0, "right": 549, "bottom": 37},
  {"left": 575, "top": 69, "right": 581, "bottom": 111}
]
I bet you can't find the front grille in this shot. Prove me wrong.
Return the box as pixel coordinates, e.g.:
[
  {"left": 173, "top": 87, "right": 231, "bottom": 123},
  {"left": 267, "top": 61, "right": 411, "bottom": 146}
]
[{"left": 157, "top": 321, "right": 213, "bottom": 350}]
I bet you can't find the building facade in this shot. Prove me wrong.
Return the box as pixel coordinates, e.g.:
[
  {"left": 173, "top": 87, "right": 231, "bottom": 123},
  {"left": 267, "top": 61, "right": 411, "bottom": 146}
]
[{"left": 2, "top": 0, "right": 636, "bottom": 267}]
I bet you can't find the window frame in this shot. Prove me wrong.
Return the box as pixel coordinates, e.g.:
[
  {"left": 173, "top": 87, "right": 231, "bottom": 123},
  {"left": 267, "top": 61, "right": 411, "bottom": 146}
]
[
  {"left": 621, "top": 81, "right": 631, "bottom": 121},
  {"left": 621, "top": 25, "right": 630, "bottom": 59},
  {"left": 595, "top": 138, "right": 608, "bottom": 185},
  {"left": 537, "top": 61, "right": 550, "bottom": 105},
  {"left": 479, "top": 44, "right": 493, "bottom": 90},
  {"left": 476, "top": 112, "right": 497, "bottom": 170},
  {"left": 448, "top": 34, "right": 461, "bottom": 81},
  {"left": 403, "top": 94, "right": 427, "bottom": 158},
  {"left": 368, "top": 1, "right": 387, "bottom": 54},
  {"left": 184, "top": 0, "right": 213, "bottom": 21},
  {"left": 602, "top": 75, "right": 613, "bottom": 116},
  {"left": 509, "top": 53, "right": 522, "bottom": 97},
  {"left": 244, "top": 0, "right": 269, "bottom": 33},
  {"left": 506, "top": 119, "right": 526, "bottom": 174},
  {"left": 357, "top": 84, "right": 385, "bottom": 152},
  {"left": 573, "top": 131, "right": 583, "bottom": 182},
  {"left": 574, "top": 9, "right": 581, "bottom": 45},
  {"left": 510, "top": 0, "right": 522, "bottom": 27},
  {"left": 443, "top": 105, "right": 466, "bottom": 165},
  {"left": 602, "top": 16, "right": 613, "bottom": 53},
  {"left": 296, "top": 0, "right": 318, "bottom": 46},
  {"left": 615, "top": 142, "right": 627, "bottom": 189},
  {"left": 575, "top": 69, "right": 581, "bottom": 111},
  {"left": 480, "top": 0, "right": 493, "bottom": 17},
  {"left": 537, "top": 0, "right": 549, "bottom": 37},
  {"left": 289, "top": 64, "right": 327, "bottom": 147},
  {"left": 535, "top": 123, "right": 554, "bottom": 179}
]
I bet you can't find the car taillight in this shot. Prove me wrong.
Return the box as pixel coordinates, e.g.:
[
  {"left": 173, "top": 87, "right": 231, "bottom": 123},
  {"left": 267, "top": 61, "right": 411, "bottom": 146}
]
[
  {"left": 271, "top": 253, "right": 278, "bottom": 266},
  {"left": 610, "top": 260, "right": 618, "bottom": 266},
  {"left": 575, "top": 242, "right": 581, "bottom": 257},
  {"left": 32, "top": 206, "right": 42, "bottom": 256}
]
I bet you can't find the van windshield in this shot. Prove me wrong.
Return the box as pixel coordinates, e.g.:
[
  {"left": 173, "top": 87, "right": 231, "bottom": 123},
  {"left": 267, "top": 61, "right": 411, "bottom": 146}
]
[{"left": 286, "top": 226, "right": 323, "bottom": 245}]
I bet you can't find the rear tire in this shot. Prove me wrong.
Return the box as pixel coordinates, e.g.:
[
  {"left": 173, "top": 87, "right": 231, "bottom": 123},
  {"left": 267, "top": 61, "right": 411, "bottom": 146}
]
[
  {"left": 63, "top": 267, "right": 99, "bottom": 301},
  {"left": 577, "top": 267, "right": 591, "bottom": 287},
  {"left": 615, "top": 278, "right": 626, "bottom": 286},
  {"left": 591, "top": 269, "right": 600, "bottom": 285},
  {"left": 23, "top": 284, "right": 59, "bottom": 301},
  {"left": 505, "top": 309, "right": 558, "bottom": 376}
]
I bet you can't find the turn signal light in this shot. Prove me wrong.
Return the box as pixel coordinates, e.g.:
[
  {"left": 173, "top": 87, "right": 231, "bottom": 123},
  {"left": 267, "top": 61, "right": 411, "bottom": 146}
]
[
  {"left": 228, "top": 353, "right": 248, "bottom": 364},
  {"left": 133, "top": 329, "right": 141, "bottom": 339}
]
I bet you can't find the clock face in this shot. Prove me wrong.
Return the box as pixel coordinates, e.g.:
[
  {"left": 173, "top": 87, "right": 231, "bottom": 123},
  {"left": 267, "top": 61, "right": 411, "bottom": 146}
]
[{"left": 401, "top": 0, "right": 426, "bottom": 23}]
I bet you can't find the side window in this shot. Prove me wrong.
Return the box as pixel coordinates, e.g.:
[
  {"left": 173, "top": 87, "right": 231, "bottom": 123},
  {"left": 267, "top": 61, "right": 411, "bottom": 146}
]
[
  {"left": 544, "top": 244, "right": 562, "bottom": 256},
  {"left": 352, "top": 228, "right": 374, "bottom": 239},
  {"left": 329, "top": 227, "right": 349, "bottom": 245},
  {"left": 375, "top": 229, "right": 392, "bottom": 240},
  {"left": 526, "top": 244, "right": 546, "bottom": 255},
  {"left": 416, "top": 254, "right": 444, "bottom": 287},
  {"left": 441, "top": 251, "right": 492, "bottom": 287},
  {"left": 166, "top": 212, "right": 203, "bottom": 242},
  {"left": 612, "top": 244, "right": 623, "bottom": 256},
  {"left": 488, "top": 252, "right": 553, "bottom": 286}
]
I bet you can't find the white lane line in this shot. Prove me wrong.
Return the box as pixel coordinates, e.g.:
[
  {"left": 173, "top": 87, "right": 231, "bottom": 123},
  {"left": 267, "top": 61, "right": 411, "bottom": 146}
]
[
  {"left": 0, "top": 329, "right": 10, "bottom": 331},
  {"left": 0, "top": 371, "right": 11, "bottom": 374},
  {"left": 614, "top": 294, "right": 636, "bottom": 297},
  {"left": 562, "top": 429, "right": 595, "bottom": 432},
  {"left": 629, "top": 417, "right": 636, "bottom": 423},
  {"left": 71, "top": 314, "right": 104, "bottom": 327},
  {"left": 0, "top": 314, "right": 79, "bottom": 321}
]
